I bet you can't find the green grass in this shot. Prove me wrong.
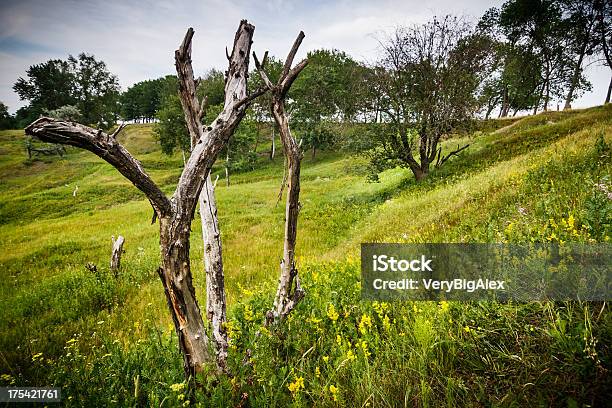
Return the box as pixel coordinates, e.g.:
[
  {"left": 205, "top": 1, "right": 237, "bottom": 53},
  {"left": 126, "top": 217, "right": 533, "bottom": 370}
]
[{"left": 0, "top": 105, "right": 610, "bottom": 407}]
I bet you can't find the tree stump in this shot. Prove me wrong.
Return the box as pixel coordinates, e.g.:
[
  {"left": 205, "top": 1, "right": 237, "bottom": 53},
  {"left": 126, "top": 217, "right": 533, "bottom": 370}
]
[{"left": 110, "top": 235, "right": 125, "bottom": 277}]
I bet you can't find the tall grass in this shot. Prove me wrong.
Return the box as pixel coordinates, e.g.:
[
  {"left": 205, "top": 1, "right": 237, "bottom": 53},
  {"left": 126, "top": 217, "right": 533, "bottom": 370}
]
[{"left": 0, "top": 105, "right": 610, "bottom": 406}]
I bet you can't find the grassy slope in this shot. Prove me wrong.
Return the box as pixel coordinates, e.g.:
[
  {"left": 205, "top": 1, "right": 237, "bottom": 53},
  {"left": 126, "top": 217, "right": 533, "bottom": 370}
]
[{"left": 0, "top": 106, "right": 610, "bottom": 407}]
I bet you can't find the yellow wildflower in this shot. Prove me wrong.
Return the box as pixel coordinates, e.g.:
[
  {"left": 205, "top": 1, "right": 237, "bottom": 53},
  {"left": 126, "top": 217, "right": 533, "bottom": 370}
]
[
  {"left": 307, "top": 316, "right": 322, "bottom": 325},
  {"left": 439, "top": 300, "right": 449, "bottom": 312},
  {"left": 327, "top": 304, "right": 339, "bottom": 322},
  {"left": 464, "top": 326, "right": 471, "bottom": 333},
  {"left": 322, "top": 355, "right": 330, "bottom": 363},
  {"left": 288, "top": 376, "right": 305, "bottom": 394},
  {"left": 360, "top": 340, "right": 371, "bottom": 358},
  {"left": 170, "top": 382, "right": 185, "bottom": 393},
  {"left": 336, "top": 334, "right": 342, "bottom": 345},
  {"left": 346, "top": 349, "right": 356, "bottom": 361},
  {"left": 243, "top": 305, "right": 254, "bottom": 322},
  {"left": 329, "top": 384, "right": 339, "bottom": 401},
  {"left": 358, "top": 314, "right": 372, "bottom": 335},
  {"left": 382, "top": 314, "right": 391, "bottom": 331},
  {"left": 315, "top": 366, "right": 321, "bottom": 378}
]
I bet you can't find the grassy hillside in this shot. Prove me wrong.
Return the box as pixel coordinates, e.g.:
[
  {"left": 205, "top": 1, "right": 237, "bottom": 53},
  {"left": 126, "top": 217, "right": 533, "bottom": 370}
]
[{"left": 0, "top": 105, "right": 610, "bottom": 407}]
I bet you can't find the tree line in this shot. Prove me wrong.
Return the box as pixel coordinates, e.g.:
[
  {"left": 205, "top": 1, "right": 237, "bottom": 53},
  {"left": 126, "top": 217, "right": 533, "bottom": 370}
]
[{"left": 3, "top": 0, "right": 611, "bottom": 181}]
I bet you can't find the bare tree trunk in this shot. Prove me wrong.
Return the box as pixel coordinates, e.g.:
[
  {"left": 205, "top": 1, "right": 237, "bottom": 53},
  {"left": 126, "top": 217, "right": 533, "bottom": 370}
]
[
  {"left": 190, "top": 117, "right": 227, "bottom": 370},
  {"left": 110, "top": 235, "right": 124, "bottom": 277},
  {"left": 253, "top": 32, "right": 309, "bottom": 325},
  {"left": 606, "top": 74, "right": 612, "bottom": 104},
  {"left": 270, "top": 101, "right": 304, "bottom": 323},
  {"left": 199, "top": 175, "right": 227, "bottom": 370},
  {"left": 25, "top": 20, "right": 263, "bottom": 383},
  {"left": 157, "top": 218, "right": 212, "bottom": 382}
]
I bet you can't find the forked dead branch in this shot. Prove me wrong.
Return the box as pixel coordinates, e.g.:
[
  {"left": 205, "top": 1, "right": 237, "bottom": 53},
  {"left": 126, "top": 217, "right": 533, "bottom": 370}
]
[{"left": 253, "top": 32, "right": 309, "bottom": 325}]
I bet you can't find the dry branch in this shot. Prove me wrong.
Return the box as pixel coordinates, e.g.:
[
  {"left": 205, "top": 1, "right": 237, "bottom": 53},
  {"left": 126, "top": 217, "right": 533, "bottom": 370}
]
[
  {"left": 436, "top": 143, "right": 470, "bottom": 168},
  {"left": 254, "top": 31, "right": 308, "bottom": 325}
]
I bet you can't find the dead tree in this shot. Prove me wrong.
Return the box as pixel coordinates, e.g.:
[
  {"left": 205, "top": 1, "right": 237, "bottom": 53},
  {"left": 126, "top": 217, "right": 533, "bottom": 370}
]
[
  {"left": 183, "top": 86, "right": 228, "bottom": 369},
  {"left": 253, "top": 32, "right": 309, "bottom": 325},
  {"left": 199, "top": 175, "right": 227, "bottom": 369},
  {"left": 25, "top": 20, "right": 262, "bottom": 382},
  {"left": 110, "top": 235, "right": 125, "bottom": 277}
]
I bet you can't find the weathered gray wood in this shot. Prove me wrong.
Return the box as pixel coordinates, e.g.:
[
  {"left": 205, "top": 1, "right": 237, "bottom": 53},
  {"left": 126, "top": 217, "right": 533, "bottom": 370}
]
[
  {"left": 176, "top": 22, "right": 260, "bottom": 372},
  {"left": 110, "top": 235, "right": 124, "bottom": 277},
  {"left": 254, "top": 32, "right": 308, "bottom": 325},
  {"left": 25, "top": 20, "right": 261, "bottom": 383},
  {"left": 199, "top": 175, "right": 228, "bottom": 370}
]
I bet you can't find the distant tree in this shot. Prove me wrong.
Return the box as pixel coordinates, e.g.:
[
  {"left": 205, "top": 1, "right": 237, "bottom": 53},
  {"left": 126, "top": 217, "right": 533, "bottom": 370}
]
[
  {"left": 13, "top": 59, "right": 75, "bottom": 118},
  {"left": 0, "top": 102, "right": 15, "bottom": 130},
  {"left": 14, "top": 106, "right": 38, "bottom": 129},
  {"left": 121, "top": 76, "right": 180, "bottom": 122},
  {"left": 558, "top": 0, "right": 600, "bottom": 109},
  {"left": 291, "top": 49, "right": 365, "bottom": 158},
  {"left": 594, "top": 0, "right": 611, "bottom": 103},
  {"left": 368, "top": 16, "right": 489, "bottom": 181},
  {"left": 501, "top": 45, "right": 543, "bottom": 116},
  {"left": 497, "top": 0, "right": 573, "bottom": 113},
  {"left": 222, "top": 112, "right": 259, "bottom": 185},
  {"left": 68, "top": 53, "right": 120, "bottom": 128},
  {"left": 154, "top": 92, "right": 190, "bottom": 156},
  {"left": 14, "top": 54, "right": 120, "bottom": 129}
]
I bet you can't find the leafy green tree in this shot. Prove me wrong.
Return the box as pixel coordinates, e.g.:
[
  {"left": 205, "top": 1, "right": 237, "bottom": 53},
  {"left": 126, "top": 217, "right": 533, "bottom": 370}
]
[
  {"left": 0, "top": 102, "right": 15, "bottom": 130},
  {"left": 14, "top": 54, "right": 120, "bottom": 129},
  {"left": 594, "top": 0, "right": 611, "bottom": 103},
  {"left": 367, "top": 16, "right": 489, "bottom": 181},
  {"left": 68, "top": 53, "right": 120, "bottom": 128},
  {"left": 154, "top": 91, "right": 190, "bottom": 156},
  {"left": 497, "top": 0, "right": 573, "bottom": 113},
  {"left": 13, "top": 59, "right": 75, "bottom": 119},
  {"left": 560, "top": 0, "right": 600, "bottom": 109},
  {"left": 290, "top": 49, "right": 365, "bottom": 158}
]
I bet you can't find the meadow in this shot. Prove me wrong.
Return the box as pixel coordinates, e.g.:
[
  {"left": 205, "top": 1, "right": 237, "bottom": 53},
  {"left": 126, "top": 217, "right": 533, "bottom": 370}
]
[{"left": 0, "top": 105, "right": 610, "bottom": 407}]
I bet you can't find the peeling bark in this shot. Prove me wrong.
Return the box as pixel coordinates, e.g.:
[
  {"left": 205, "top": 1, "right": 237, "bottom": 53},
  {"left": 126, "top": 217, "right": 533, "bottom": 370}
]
[{"left": 199, "top": 175, "right": 228, "bottom": 370}]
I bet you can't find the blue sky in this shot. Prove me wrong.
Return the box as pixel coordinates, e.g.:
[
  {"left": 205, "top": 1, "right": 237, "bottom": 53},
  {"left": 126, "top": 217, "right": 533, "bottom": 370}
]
[{"left": 0, "top": 0, "right": 609, "bottom": 114}]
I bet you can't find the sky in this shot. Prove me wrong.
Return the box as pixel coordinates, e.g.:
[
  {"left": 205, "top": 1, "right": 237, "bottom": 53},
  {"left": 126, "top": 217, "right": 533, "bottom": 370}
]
[{"left": 0, "top": 0, "right": 609, "bottom": 114}]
